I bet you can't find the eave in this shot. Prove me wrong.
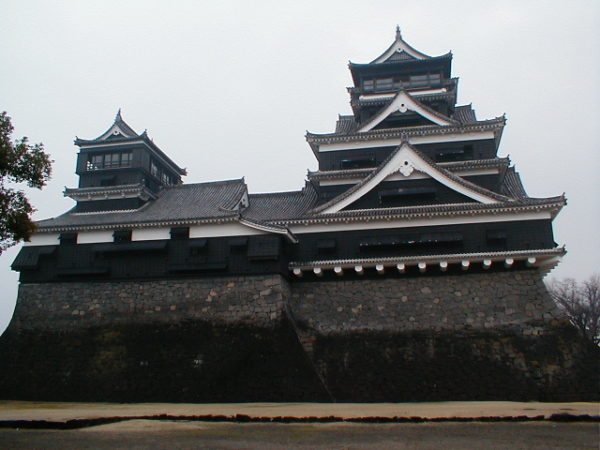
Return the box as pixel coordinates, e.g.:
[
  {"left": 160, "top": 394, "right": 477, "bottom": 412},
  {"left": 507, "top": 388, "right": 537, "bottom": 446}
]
[
  {"left": 307, "top": 117, "right": 506, "bottom": 145},
  {"left": 36, "top": 214, "right": 241, "bottom": 234},
  {"left": 64, "top": 184, "right": 157, "bottom": 202},
  {"left": 269, "top": 197, "right": 566, "bottom": 226},
  {"left": 348, "top": 53, "right": 452, "bottom": 86},
  {"left": 289, "top": 247, "right": 565, "bottom": 276}
]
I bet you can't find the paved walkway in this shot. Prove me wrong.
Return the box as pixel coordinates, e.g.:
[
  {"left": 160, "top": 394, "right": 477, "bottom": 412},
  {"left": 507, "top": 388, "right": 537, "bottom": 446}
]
[{"left": 0, "top": 401, "right": 597, "bottom": 422}]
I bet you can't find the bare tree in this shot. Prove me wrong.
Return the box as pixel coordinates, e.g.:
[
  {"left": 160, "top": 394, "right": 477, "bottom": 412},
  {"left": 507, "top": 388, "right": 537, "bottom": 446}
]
[{"left": 548, "top": 274, "right": 600, "bottom": 344}]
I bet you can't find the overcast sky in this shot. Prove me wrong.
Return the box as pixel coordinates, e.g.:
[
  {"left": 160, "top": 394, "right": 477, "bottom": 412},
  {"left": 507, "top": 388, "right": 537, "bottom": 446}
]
[{"left": 1, "top": 0, "right": 599, "bottom": 334}]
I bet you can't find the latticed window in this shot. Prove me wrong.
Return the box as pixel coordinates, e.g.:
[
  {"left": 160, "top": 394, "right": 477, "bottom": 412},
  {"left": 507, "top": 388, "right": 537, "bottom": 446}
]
[{"left": 86, "top": 152, "right": 132, "bottom": 170}]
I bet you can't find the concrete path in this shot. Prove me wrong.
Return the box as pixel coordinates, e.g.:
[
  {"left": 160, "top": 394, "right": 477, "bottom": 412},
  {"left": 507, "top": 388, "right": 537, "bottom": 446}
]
[{"left": 0, "top": 401, "right": 597, "bottom": 422}]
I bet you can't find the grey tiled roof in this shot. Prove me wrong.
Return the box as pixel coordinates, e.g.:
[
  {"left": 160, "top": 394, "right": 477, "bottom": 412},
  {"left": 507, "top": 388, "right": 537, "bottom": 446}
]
[
  {"left": 335, "top": 116, "right": 357, "bottom": 134},
  {"left": 37, "top": 179, "right": 247, "bottom": 231},
  {"left": 272, "top": 196, "right": 566, "bottom": 225},
  {"left": 306, "top": 116, "right": 505, "bottom": 142},
  {"left": 453, "top": 105, "right": 477, "bottom": 124},
  {"left": 501, "top": 167, "right": 528, "bottom": 198},
  {"left": 242, "top": 184, "right": 318, "bottom": 222}
]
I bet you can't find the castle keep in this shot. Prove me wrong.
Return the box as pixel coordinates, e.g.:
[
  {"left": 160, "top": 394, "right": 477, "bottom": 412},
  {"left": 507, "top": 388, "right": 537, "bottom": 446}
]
[{"left": 1, "top": 29, "right": 597, "bottom": 401}]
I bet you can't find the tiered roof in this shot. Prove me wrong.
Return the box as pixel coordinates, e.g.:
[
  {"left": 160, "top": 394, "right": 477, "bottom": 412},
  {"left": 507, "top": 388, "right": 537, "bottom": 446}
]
[{"left": 31, "top": 29, "right": 565, "bottom": 276}]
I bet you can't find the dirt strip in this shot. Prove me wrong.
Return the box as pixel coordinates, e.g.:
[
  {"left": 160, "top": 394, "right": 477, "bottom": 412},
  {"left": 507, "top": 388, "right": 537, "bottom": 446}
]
[{"left": 0, "top": 401, "right": 597, "bottom": 424}]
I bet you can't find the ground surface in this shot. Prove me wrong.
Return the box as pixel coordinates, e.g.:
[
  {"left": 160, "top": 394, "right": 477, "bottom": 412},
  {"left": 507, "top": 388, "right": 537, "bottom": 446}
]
[
  {"left": 1, "top": 421, "right": 598, "bottom": 449},
  {"left": 0, "top": 401, "right": 597, "bottom": 449},
  {"left": 0, "top": 401, "right": 598, "bottom": 421}
]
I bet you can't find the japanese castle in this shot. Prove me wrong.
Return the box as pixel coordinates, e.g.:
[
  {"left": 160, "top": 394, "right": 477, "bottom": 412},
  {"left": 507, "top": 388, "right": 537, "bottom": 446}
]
[
  {"left": 14, "top": 27, "right": 564, "bottom": 281},
  {"left": 5, "top": 29, "right": 591, "bottom": 404}
]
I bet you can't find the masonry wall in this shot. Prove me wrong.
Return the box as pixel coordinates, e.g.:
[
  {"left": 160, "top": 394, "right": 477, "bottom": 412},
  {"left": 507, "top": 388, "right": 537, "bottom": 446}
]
[
  {"left": 11, "top": 275, "right": 286, "bottom": 331},
  {"left": 0, "top": 270, "right": 597, "bottom": 402},
  {"left": 289, "top": 271, "right": 560, "bottom": 334}
]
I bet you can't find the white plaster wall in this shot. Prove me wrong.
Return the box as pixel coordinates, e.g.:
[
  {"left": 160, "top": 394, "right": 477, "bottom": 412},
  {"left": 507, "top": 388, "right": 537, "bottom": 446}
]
[
  {"left": 23, "top": 234, "right": 60, "bottom": 246},
  {"left": 132, "top": 228, "right": 171, "bottom": 241},
  {"left": 77, "top": 231, "right": 114, "bottom": 244},
  {"left": 190, "top": 222, "right": 266, "bottom": 238}
]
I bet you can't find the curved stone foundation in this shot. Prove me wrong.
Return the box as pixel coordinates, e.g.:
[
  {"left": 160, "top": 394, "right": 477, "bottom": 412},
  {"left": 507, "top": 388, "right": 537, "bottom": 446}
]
[{"left": 0, "top": 271, "right": 597, "bottom": 401}]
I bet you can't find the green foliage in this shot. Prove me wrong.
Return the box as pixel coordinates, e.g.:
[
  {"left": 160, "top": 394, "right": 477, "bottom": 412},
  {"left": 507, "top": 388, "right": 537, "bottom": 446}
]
[{"left": 0, "top": 111, "right": 52, "bottom": 254}]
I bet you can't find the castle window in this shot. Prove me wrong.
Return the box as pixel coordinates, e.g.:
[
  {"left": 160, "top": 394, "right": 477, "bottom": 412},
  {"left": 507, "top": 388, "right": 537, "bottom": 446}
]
[
  {"left": 360, "top": 233, "right": 462, "bottom": 251},
  {"left": 170, "top": 227, "right": 189, "bottom": 240},
  {"left": 435, "top": 148, "right": 465, "bottom": 162},
  {"left": 86, "top": 152, "right": 132, "bottom": 170},
  {"left": 375, "top": 78, "right": 393, "bottom": 90},
  {"left": 121, "top": 152, "right": 132, "bottom": 166},
  {"left": 88, "top": 154, "right": 103, "bottom": 170},
  {"left": 113, "top": 230, "right": 132, "bottom": 243},
  {"left": 363, "top": 79, "right": 374, "bottom": 91},
  {"left": 409, "top": 74, "right": 429, "bottom": 88},
  {"left": 341, "top": 157, "right": 376, "bottom": 169},
  {"left": 379, "top": 187, "right": 436, "bottom": 206},
  {"left": 59, "top": 232, "right": 77, "bottom": 245}
]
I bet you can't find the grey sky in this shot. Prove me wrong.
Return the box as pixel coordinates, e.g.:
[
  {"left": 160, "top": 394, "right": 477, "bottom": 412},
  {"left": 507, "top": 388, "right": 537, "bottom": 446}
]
[{"left": 1, "top": 0, "right": 599, "bottom": 334}]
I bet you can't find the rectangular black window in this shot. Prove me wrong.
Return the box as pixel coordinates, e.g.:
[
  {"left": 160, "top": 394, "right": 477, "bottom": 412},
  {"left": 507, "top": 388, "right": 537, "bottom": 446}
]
[
  {"left": 113, "top": 230, "right": 132, "bottom": 243},
  {"left": 59, "top": 232, "right": 77, "bottom": 245},
  {"left": 379, "top": 187, "right": 437, "bottom": 206},
  {"left": 360, "top": 233, "right": 463, "bottom": 251},
  {"left": 340, "top": 158, "right": 376, "bottom": 169},
  {"left": 435, "top": 148, "right": 464, "bottom": 162},
  {"left": 170, "top": 227, "right": 190, "bottom": 240}
]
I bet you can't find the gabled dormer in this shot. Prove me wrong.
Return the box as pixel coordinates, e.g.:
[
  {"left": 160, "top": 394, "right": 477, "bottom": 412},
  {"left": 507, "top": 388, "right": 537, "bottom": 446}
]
[{"left": 67, "top": 111, "right": 186, "bottom": 213}]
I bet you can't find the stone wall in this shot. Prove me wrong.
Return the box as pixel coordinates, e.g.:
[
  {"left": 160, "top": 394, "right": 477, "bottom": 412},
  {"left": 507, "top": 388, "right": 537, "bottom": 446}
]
[
  {"left": 12, "top": 275, "right": 286, "bottom": 331},
  {"left": 1, "top": 269, "right": 598, "bottom": 401},
  {"left": 289, "top": 271, "right": 561, "bottom": 334}
]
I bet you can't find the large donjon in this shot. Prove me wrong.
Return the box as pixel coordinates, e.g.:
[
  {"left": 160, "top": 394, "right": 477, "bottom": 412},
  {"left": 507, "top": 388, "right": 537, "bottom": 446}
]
[{"left": 1, "top": 29, "right": 597, "bottom": 402}]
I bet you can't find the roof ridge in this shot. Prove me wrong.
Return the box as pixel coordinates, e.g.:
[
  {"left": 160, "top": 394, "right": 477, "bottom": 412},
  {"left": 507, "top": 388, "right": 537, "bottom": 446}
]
[
  {"left": 249, "top": 190, "right": 305, "bottom": 197},
  {"left": 164, "top": 178, "right": 245, "bottom": 189}
]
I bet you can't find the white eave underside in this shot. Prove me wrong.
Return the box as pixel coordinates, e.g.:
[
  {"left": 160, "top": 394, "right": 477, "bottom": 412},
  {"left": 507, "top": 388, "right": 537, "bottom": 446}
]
[{"left": 289, "top": 247, "right": 565, "bottom": 270}]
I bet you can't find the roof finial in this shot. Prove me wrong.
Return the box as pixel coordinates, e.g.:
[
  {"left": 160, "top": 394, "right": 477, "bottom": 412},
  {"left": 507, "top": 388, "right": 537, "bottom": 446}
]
[
  {"left": 115, "top": 108, "right": 122, "bottom": 121},
  {"left": 396, "top": 25, "right": 402, "bottom": 40}
]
